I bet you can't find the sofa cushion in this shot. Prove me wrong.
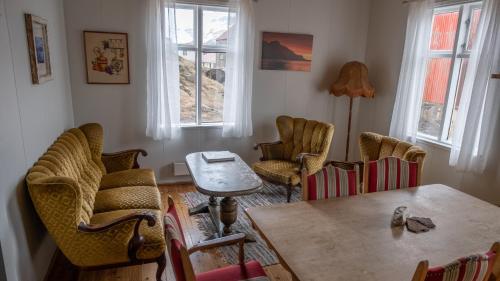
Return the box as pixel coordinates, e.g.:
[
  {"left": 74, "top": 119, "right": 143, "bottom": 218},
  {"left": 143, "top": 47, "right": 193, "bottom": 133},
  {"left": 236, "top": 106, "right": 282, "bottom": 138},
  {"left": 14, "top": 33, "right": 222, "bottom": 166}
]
[
  {"left": 94, "top": 186, "right": 162, "bottom": 213},
  {"left": 99, "top": 169, "right": 156, "bottom": 190},
  {"left": 252, "top": 160, "right": 301, "bottom": 185},
  {"left": 90, "top": 209, "right": 166, "bottom": 260}
]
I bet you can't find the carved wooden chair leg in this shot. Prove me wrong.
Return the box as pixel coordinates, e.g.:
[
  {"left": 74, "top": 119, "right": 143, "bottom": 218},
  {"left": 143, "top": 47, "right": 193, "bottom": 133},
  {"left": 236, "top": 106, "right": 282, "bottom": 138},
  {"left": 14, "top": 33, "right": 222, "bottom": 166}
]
[
  {"left": 286, "top": 185, "right": 293, "bottom": 203},
  {"left": 156, "top": 254, "right": 167, "bottom": 281}
]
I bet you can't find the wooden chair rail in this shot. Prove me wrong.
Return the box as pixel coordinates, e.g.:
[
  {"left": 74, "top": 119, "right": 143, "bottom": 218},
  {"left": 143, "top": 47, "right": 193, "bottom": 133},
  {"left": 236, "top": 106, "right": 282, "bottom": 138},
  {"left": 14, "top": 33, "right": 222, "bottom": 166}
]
[{"left": 188, "top": 233, "right": 246, "bottom": 265}]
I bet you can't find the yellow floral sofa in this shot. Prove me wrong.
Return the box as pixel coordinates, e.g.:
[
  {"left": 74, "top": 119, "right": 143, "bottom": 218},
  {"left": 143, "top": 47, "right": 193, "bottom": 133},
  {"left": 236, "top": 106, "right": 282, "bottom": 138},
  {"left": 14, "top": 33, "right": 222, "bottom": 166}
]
[{"left": 26, "top": 123, "right": 166, "bottom": 281}]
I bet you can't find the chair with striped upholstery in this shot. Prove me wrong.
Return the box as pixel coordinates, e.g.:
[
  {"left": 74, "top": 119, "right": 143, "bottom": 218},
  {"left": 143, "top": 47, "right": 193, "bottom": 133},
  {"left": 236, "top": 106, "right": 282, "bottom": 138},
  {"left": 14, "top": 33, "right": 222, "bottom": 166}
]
[
  {"left": 164, "top": 196, "right": 269, "bottom": 281},
  {"left": 359, "top": 132, "right": 426, "bottom": 193},
  {"left": 302, "top": 162, "right": 360, "bottom": 201},
  {"left": 363, "top": 156, "right": 419, "bottom": 193},
  {"left": 412, "top": 242, "right": 500, "bottom": 281}
]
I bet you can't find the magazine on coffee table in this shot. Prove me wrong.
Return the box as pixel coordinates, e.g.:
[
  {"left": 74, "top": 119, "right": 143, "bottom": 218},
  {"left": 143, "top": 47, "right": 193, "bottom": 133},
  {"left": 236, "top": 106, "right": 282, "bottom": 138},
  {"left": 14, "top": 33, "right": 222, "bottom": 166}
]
[{"left": 202, "top": 151, "right": 236, "bottom": 163}]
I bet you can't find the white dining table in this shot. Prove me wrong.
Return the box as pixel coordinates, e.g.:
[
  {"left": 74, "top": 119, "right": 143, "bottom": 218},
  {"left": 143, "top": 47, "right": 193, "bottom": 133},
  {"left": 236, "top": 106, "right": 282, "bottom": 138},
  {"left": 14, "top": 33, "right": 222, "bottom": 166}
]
[{"left": 245, "top": 184, "right": 500, "bottom": 281}]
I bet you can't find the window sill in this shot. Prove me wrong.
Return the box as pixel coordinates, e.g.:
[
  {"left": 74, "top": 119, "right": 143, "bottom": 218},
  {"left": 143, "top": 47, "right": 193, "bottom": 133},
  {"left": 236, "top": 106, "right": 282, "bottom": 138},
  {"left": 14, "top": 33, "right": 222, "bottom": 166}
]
[
  {"left": 180, "top": 123, "right": 223, "bottom": 129},
  {"left": 416, "top": 136, "right": 452, "bottom": 151}
]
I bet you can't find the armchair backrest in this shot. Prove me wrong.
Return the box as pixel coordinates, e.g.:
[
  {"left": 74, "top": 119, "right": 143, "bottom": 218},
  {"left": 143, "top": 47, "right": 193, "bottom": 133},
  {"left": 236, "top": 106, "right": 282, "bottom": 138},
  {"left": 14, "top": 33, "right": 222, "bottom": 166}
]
[
  {"left": 276, "top": 115, "right": 334, "bottom": 162},
  {"left": 164, "top": 197, "right": 194, "bottom": 281},
  {"left": 359, "top": 132, "right": 425, "bottom": 189},
  {"left": 359, "top": 132, "right": 426, "bottom": 162}
]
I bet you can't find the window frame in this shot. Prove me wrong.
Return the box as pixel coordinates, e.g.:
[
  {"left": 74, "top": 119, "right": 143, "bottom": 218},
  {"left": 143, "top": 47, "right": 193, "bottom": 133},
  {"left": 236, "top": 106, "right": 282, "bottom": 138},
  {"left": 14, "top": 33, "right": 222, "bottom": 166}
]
[
  {"left": 176, "top": 3, "right": 229, "bottom": 127},
  {"left": 417, "top": 1, "right": 482, "bottom": 147}
]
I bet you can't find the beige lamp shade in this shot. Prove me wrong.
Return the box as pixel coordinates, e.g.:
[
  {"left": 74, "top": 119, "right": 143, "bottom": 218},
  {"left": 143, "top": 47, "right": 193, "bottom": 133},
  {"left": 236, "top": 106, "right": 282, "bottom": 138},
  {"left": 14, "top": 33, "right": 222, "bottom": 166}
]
[{"left": 330, "top": 61, "right": 375, "bottom": 98}]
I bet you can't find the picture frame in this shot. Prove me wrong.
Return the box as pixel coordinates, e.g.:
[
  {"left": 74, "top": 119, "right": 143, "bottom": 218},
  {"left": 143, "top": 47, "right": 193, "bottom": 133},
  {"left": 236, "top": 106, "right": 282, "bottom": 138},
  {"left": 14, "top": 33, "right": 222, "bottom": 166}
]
[
  {"left": 261, "top": 32, "right": 314, "bottom": 72},
  {"left": 83, "top": 31, "right": 130, "bottom": 84},
  {"left": 25, "top": 13, "right": 52, "bottom": 84}
]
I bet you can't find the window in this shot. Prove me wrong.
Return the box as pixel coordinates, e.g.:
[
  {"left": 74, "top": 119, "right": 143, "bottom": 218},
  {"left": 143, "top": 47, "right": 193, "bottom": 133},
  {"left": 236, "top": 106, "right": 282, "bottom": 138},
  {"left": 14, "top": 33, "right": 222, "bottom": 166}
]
[
  {"left": 417, "top": 2, "right": 482, "bottom": 144},
  {"left": 175, "top": 4, "right": 233, "bottom": 125}
]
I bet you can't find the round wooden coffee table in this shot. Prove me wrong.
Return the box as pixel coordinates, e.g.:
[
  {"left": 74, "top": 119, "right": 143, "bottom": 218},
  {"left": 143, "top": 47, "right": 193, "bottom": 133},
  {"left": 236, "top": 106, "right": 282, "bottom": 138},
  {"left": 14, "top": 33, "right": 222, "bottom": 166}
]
[{"left": 185, "top": 152, "right": 263, "bottom": 239}]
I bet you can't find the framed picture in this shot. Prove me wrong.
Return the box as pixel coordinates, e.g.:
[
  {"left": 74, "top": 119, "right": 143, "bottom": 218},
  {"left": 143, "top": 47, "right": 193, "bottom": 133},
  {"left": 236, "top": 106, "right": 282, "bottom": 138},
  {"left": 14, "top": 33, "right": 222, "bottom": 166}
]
[
  {"left": 261, "top": 32, "right": 314, "bottom": 72},
  {"left": 25, "top": 14, "right": 52, "bottom": 84},
  {"left": 83, "top": 31, "right": 130, "bottom": 84}
]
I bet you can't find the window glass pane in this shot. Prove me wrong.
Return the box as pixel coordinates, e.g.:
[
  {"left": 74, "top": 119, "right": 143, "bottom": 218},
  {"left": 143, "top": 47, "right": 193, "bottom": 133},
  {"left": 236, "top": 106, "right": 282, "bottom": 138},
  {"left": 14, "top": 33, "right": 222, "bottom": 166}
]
[
  {"left": 179, "top": 50, "right": 196, "bottom": 123},
  {"left": 418, "top": 58, "right": 452, "bottom": 138},
  {"left": 201, "top": 52, "right": 225, "bottom": 123},
  {"left": 447, "top": 58, "right": 469, "bottom": 140},
  {"left": 202, "top": 7, "right": 229, "bottom": 47},
  {"left": 466, "top": 8, "right": 482, "bottom": 51},
  {"left": 176, "top": 6, "right": 195, "bottom": 45},
  {"left": 430, "top": 11, "right": 459, "bottom": 51}
]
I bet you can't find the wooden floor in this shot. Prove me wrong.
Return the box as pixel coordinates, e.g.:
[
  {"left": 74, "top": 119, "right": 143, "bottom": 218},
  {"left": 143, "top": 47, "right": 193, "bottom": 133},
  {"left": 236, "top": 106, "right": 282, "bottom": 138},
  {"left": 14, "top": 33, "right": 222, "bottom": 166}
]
[{"left": 77, "top": 184, "right": 292, "bottom": 281}]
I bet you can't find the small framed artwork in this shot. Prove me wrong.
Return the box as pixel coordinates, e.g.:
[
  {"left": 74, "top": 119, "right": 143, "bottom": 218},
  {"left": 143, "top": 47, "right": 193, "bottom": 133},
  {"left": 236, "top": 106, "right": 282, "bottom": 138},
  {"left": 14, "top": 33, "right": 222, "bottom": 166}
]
[
  {"left": 25, "top": 14, "right": 52, "bottom": 84},
  {"left": 83, "top": 31, "right": 130, "bottom": 84},
  {"left": 261, "top": 32, "right": 314, "bottom": 72}
]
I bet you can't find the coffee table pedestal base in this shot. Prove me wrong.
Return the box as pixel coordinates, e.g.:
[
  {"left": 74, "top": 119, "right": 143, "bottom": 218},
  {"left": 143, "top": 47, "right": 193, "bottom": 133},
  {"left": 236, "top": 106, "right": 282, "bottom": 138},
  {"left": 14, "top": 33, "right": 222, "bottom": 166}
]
[{"left": 188, "top": 196, "right": 256, "bottom": 242}]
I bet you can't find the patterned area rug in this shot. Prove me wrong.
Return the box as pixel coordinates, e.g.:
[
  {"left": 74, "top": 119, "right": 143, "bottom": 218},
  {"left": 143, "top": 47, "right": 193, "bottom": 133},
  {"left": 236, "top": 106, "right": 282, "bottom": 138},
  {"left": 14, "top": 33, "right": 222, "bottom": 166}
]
[{"left": 182, "top": 181, "right": 301, "bottom": 266}]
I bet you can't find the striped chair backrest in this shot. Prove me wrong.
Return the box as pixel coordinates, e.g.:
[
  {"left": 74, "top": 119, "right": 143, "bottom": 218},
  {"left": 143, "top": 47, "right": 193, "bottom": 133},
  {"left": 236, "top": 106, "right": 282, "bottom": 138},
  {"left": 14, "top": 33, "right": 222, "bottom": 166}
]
[
  {"left": 305, "top": 164, "right": 360, "bottom": 200},
  {"left": 367, "top": 156, "right": 418, "bottom": 193},
  {"left": 165, "top": 197, "right": 188, "bottom": 281},
  {"left": 424, "top": 252, "right": 496, "bottom": 281}
]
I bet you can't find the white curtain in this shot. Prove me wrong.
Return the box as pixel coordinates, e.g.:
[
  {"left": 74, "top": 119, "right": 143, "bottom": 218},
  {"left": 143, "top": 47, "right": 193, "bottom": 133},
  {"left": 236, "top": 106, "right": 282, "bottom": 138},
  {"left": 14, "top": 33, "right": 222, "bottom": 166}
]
[
  {"left": 449, "top": 0, "right": 500, "bottom": 173},
  {"left": 146, "top": 0, "right": 181, "bottom": 140},
  {"left": 222, "top": 0, "right": 255, "bottom": 138},
  {"left": 389, "top": 0, "right": 434, "bottom": 142}
]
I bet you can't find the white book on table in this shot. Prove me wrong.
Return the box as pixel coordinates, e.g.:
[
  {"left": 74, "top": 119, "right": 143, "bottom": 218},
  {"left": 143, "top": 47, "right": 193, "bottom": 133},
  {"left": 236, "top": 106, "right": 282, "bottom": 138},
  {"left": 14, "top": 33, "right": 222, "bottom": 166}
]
[{"left": 202, "top": 151, "right": 235, "bottom": 163}]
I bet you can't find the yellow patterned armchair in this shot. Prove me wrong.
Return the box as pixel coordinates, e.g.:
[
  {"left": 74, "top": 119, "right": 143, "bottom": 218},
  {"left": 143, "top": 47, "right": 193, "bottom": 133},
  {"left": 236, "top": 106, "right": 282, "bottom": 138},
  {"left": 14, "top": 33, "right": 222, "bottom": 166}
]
[
  {"left": 253, "top": 115, "right": 334, "bottom": 202},
  {"left": 359, "top": 132, "right": 427, "bottom": 191},
  {"left": 26, "top": 123, "right": 167, "bottom": 281}
]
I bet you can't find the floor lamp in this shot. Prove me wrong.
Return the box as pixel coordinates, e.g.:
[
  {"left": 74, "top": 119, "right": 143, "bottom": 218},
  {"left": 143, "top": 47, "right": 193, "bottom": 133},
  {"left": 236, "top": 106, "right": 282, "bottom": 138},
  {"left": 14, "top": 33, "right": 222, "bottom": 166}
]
[{"left": 330, "top": 61, "right": 374, "bottom": 161}]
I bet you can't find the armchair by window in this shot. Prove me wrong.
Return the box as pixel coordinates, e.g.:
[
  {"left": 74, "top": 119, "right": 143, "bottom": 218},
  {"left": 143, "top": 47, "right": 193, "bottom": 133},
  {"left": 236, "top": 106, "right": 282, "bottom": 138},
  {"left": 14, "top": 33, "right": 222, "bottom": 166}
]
[
  {"left": 359, "top": 132, "right": 426, "bottom": 193},
  {"left": 253, "top": 115, "right": 334, "bottom": 202}
]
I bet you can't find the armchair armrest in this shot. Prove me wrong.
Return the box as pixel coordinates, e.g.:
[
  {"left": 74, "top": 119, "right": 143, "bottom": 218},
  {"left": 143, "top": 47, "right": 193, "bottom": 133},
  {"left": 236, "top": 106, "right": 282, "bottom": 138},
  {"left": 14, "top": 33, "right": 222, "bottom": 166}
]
[
  {"left": 101, "top": 149, "right": 148, "bottom": 173},
  {"left": 188, "top": 233, "right": 246, "bottom": 264},
  {"left": 253, "top": 141, "right": 283, "bottom": 161},
  {"left": 296, "top": 153, "right": 322, "bottom": 175},
  {"left": 253, "top": 141, "right": 282, "bottom": 150},
  {"left": 78, "top": 211, "right": 156, "bottom": 261}
]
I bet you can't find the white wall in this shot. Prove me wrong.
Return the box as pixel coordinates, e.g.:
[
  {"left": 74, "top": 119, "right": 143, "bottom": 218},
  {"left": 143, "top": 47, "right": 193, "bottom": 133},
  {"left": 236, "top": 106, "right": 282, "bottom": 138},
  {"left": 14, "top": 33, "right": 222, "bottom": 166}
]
[
  {"left": 64, "top": 0, "right": 372, "bottom": 182},
  {"left": 0, "top": 0, "right": 74, "bottom": 280},
  {"left": 360, "top": 0, "right": 500, "bottom": 205}
]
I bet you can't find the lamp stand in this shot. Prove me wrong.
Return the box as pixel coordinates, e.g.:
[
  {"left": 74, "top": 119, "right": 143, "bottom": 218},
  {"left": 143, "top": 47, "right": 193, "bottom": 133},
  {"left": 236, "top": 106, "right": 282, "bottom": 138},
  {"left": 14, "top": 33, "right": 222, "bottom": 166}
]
[{"left": 345, "top": 96, "right": 353, "bottom": 162}]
